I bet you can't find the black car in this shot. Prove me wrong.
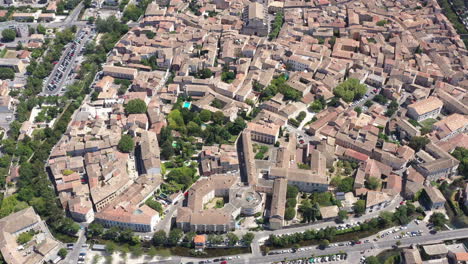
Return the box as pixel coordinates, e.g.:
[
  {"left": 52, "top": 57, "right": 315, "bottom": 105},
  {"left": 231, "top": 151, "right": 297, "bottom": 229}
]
[{"left": 213, "top": 259, "right": 220, "bottom": 262}]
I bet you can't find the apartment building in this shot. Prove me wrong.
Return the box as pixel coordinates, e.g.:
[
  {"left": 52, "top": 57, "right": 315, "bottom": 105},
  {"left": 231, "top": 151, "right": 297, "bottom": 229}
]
[
  {"left": 415, "top": 143, "right": 459, "bottom": 181},
  {"left": 199, "top": 144, "right": 239, "bottom": 176},
  {"left": 103, "top": 65, "right": 138, "bottom": 80},
  {"left": 139, "top": 130, "right": 161, "bottom": 175},
  {"left": 407, "top": 96, "right": 443, "bottom": 122},
  {"left": 365, "top": 191, "right": 392, "bottom": 213},
  {"left": 269, "top": 178, "right": 287, "bottom": 230},
  {"left": 0, "top": 207, "right": 61, "bottom": 264},
  {"left": 242, "top": 2, "right": 268, "bottom": 37},
  {"left": 420, "top": 186, "right": 446, "bottom": 210},
  {"left": 432, "top": 113, "right": 468, "bottom": 142},
  {"left": 246, "top": 121, "right": 280, "bottom": 144}
]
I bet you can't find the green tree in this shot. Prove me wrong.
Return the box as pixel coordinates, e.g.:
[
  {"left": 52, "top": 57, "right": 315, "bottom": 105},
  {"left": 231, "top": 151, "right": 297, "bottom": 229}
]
[
  {"left": 118, "top": 228, "right": 135, "bottom": 244},
  {"left": 212, "top": 111, "right": 225, "bottom": 124},
  {"left": 208, "top": 234, "right": 224, "bottom": 245},
  {"left": 161, "top": 141, "right": 175, "bottom": 160},
  {"left": 117, "top": 134, "right": 134, "bottom": 153},
  {"left": 365, "top": 177, "right": 381, "bottom": 190},
  {"left": 0, "top": 195, "right": 29, "bottom": 217},
  {"left": 152, "top": 230, "right": 167, "bottom": 246},
  {"left": 319, "top": 239, "right": 329, "bottom": 249},
  {"left": 226, "top": 232, "right": 239, "bottom": 246},
  {"left": 429, "top": 212, "right": 448, "bottom": 230},
  {"left": 354, "top": 106, "right": 362, "bottom": 115},
  {"left": 376, "top": 20, "right": 388, "bottom": 26},
  {"left": 17, "top": 232, "right": 33, "bottom": 244},
  {"left": 145, "top": 31, "right": 155, "bottom": 39},
  {"left": 337, "top": 177, "right": 354, "bottom": 192},
  {"left": 364, "top": 100, "right": 373, "bottom": 107},
  {"left": 145, "top": 198, "right": 163, "bottom": 214},
  {"left": 373, "top": 94, "right": 388, "bottom": 105},
  {"left": 365, "top": 256, "right": 380, "bottom": 264},
  {"left": 338, "top": 210, "right": 348, "bottom": 222},
  {"left": 286, "top": 185, "right": 299, "bottom": 199},
  {"left": 333, "top": 78, "right": 367, "bottom": 102},
  {"left": 124, "top": 99, "right": 147, "bottom": 114},
  {"left": 0, "top": 68, "right": 15, "bottom": 80},
  {"left": 379, "top": 211, "right": 393, "bottom": 227},
  {"left": 409, "top": 136, "right": 430, "bottom": 151},
  {"left": 451, "top": 147, "right": 468, "bottom": 178},
  {"left": 103, "top": 227, "right": 120, "bottom": 241},
  {"left": 187, "top": 121, "right": 201, "bottom": 135},
  {"left": 87, "top": 222, "right": 104, "bottom": 238},
  {"left": 58, "top": 248, "right": 68, "bottom": 258},
  {"left": 2, "top": 29, "right": 16, "bottom": 42},
  {"left": 284, "top": 207, "right": 296, "bottom": 221},
  {"left": 105, "top": 241, "right": 117, "bottom": 254},
  {"left": 37, "top": 24, "right": 46, "bottom": 34},
  {"left": 195, "top": 68, "right": 213, "bottom": 79},
  {"left": 354, "top": 200, "right": 366, "bottom": 215},
  {"left": 242, "top": 232, "right": 255, "bottom": 246},
  {"left": 167, "top": 228, "right": 183, "bottom": 246},
  {"left": 199, "top": 109, "right": 211, "bottom": 122}
]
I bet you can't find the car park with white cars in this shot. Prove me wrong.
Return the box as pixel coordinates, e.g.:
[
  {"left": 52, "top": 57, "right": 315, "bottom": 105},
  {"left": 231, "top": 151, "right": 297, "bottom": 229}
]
[{"left": 45, "top": 28, "right": 91, "bottom": 94}]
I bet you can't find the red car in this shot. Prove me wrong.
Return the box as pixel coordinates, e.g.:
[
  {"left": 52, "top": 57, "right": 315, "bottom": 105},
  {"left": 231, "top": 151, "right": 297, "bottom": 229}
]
[
  {"left": 221, "top": 261, "right": 228, "bottom": 264},
  {"left": 355, "top": 241, "right": 362, "bottom": 244}
]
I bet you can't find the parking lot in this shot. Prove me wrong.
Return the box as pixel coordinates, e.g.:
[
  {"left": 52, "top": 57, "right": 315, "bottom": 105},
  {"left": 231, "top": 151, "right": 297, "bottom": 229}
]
[
  {"left": 271, "top": 253, "right": 347, "bottom": 264},
  {"left": 44, "top": 28, "right": 92, "bottom": 95}
]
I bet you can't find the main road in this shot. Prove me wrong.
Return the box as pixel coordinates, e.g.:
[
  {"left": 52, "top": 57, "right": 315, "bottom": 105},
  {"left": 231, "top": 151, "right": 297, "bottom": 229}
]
[{"left": 169, "top": 228, "right": 468, "bottom": 264}]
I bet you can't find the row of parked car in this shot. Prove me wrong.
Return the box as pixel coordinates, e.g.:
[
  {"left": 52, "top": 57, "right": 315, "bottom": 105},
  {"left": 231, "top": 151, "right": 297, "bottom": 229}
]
[
  {"left": 273, "top": 253, "right": 347, "bottom": 264},
  {"left": 46, "top": 30, "right": 88, "bottom": 92}
]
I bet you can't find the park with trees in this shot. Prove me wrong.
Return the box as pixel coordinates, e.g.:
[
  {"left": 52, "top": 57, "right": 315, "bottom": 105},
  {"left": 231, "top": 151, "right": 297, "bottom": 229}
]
[{"left": 333, "top": 78, "right": 367, "bottom": 102}]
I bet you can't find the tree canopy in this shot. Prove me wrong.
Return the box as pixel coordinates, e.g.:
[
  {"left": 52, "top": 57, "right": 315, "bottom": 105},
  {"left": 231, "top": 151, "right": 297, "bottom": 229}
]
[
  {"left": 409, "top": 136, "right": 430, "bottom": 151},
  {"left": 117, "top": 134, "right": 134, "bottom": 153},
  {"left": 2, "top": 29, "right": 16, "bottom": 42},
  {"left": 353, "top": 200, "right": 366, "bottom": 215},
  {"left": 0, "top": 68, "right": 15, "bottom": 80},
  {"left": 365, "top": 177, "right": 381, "bottom": 190},
  {"left": 125, "top": 99, "right": 147, "bottom": 114},
  {"left": 429, "top": 212, "right": 448, "bottom": 230},
  {"left": 333, "top": 78, "right": 367, "bottom": 102},
  {"left": 452, "top": 147, "right": 468, "bottom": 178}
]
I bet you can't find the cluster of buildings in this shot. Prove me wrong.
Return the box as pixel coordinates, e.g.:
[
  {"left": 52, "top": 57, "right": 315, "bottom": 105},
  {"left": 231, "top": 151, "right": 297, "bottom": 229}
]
[
  {"left": 39, "top": 0, "right": 468, "bottom": 235},
  {"left": 47, "top": 97, "right": 163, "bottom": 232},
  {"left": 402, "top": 243, "right": 468, "bottom": 264},
  {"left": 0, "top": 207, "right": 62, "bottom": 264}
]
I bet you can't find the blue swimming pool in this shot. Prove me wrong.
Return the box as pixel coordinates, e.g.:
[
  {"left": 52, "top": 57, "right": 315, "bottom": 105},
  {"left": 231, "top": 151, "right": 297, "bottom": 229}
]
[{"left": 183, "top": 101, "right": 191, "bottom": 108}]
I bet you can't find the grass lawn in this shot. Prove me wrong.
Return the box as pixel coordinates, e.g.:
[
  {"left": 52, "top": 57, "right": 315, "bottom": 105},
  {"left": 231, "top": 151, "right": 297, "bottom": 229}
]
[
  {"left": 0, "top": 48, "right": 6, "bottom": 58},
  {"left": 4, "top": 50, "right": 17, "bottom": 59},
  {"left": 420, "top": 118, "right": 437, "bottom": 128},
  {"left": 154, "top": 248, "right": 171, "bottom": 257},
  {"left": 51, "top": 230, "right": 78, "bottom": 243}
]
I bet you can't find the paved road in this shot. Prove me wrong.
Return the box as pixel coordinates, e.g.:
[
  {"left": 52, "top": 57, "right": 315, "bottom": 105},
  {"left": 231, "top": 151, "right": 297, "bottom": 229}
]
[
  {"left": 170, "top": 227, "right": 468, "bottom": 264},
  {"left": 64, "top": 228, "right": 87, "bottom": 264}
]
